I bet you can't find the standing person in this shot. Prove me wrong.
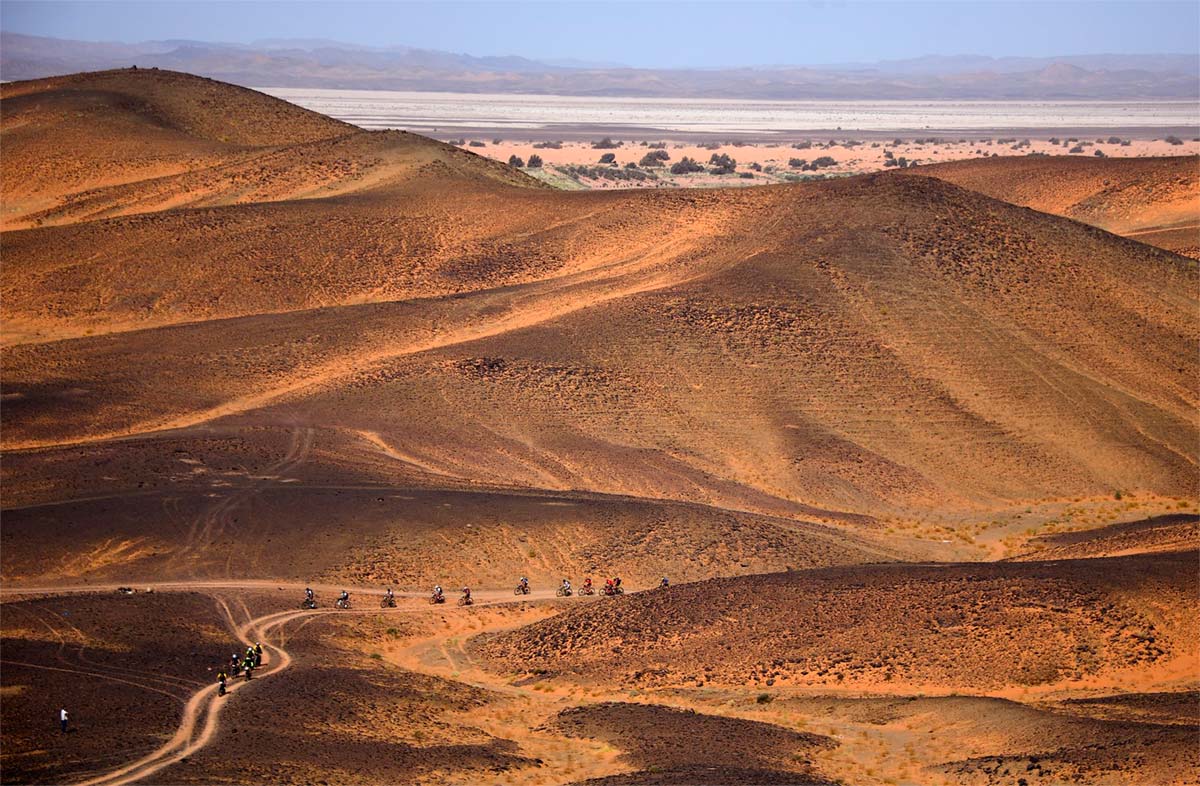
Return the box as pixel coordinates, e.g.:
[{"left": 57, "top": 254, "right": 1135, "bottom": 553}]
[
  {"left": 60, "top": 708, "right": 68, "bottom": 734},
  {"left": 217, "top": 670, "right": 228, "bottom": 696},
  {"left": 253, "top": 642, "right": 263, "bottom": 667}
]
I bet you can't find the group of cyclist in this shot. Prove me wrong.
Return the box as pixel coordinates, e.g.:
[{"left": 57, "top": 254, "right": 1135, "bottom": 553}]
[
  {"left": 542, "top": 575, "right": 668, "bottom": 596},
  {"left": 299, "top": 574, "right": 672, "bottom": 611},
  {"left": 216, "top": 641, "right": 263, "bottom": 695},
  {"left": 222, "top": 576, "right": 670, "bottom": 693}
]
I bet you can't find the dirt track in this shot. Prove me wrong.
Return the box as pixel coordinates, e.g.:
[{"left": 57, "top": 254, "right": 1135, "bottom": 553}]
[
  {"left": 2, "top": 69, "right": 1198, "bottom": 786},
  {"left": 0, "top": 582, "right": 564, "bottom": 786}
]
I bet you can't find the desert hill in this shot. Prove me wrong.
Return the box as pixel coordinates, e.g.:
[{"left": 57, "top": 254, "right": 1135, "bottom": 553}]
[
  {"left": 0, "top": 68, "right": 537, "bottom": 230},
  {"left": 2, "top": 68, "right": 1198, "bottom": 786},
  {"left": 478, "top": 550, "right": 1198, "bottom": 691},
  {"left": 916, "top": 155, "right": 1200, "bottom": 257},
  {"left": 1, "top": 71, "right": 1196, "bottom": 588},
  {"left": 1012, "top": 513, "right": 1199, "bottom": 561},
  {"left": 779, "top": 693, "right": 1198, "bottom": 786},
  {"left": 3, "top": 172, "right": 1195, "bottom": 520},
  {"left": 551, "top": 703, "right": 836, "bottom": 785}
]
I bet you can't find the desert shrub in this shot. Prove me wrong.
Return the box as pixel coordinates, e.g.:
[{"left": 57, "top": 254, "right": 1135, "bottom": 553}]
[
  {"left": 533, "top": 140, "right": 563, "bottom": 149},
  {"left": 592, "top": 137, "right": 621, "bottom": 149},
  {"left": 756, "top": 693, "right": 773, "bottom": 704},
  {"left": 883, "top": 149, "right": 895, "bottom": 160},
  {"left": 1068, "top": 145, "right": 1084, "bottom": 154},
  {"left": 526, "top": 154, "right": 543, "bottom": 168},
  {"left": 698, "top": 141, "right": 721, "bottom": 150},
  {"left": 892, "top": 138, "right": 905, "bottom": 146},
  {"left": 749, "top": 162, "right": 762, "bottom": 171},
  {"left": 1165, "top": 135, "right": 1184, "bottom": 145},
  {"left": 625, "top": 161, "right": 638, "bottom": 169},
  {"left": 492, "top": 138, "right": 503, "bottom": 145},
  {"left": 788, "top": 158, "right": 807, "bottom": 168},
  {"left": 562, "top": 164, "right": 654, "bottom": 182},
  {"left": 1048, "top": 137, "right": 1061, "bottom": 144},
  {"left": 639, "top": 149, "right": 670, "bottom": 167},
  {"left": 708, "top": 153, "right": 737, "bottom": 174},
  {"left": 739, "top": 172, "right": 754, "bottom": 178},
  {"left": 669, "top": 156, "right": 704, "bottom": 175},
  {"left": 811, "top": 155, "right": 837, "bottom": 168},
  {"left": 508, "top": 154, "right": 525, "bottom": 167},
  {"left": 468, "top": 140, "right": 485, "bottom": 147},
  {"left": 792, "top": 140, "right": 813, "bottom": 150},
  {"left": 647, "top": 141, "right": 667, "bottom": 149},
  {"left": 598, "top": 152, "right": 617, "bottom": 164},
  {"left": 1120, "top": 139, "right": 1132, "bottom": 146},
  {"left": 449, "top": 138, "right": 466, "bottom": 146},
  {"left": 1094, "top": 149, "right": 1106, "bottom": 157}
]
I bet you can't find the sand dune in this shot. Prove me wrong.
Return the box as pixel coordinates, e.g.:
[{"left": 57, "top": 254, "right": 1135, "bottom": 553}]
[
  {"left": 478, "top": 551, "right": 1198, "bottom": 691},
  {"left": 916, "top": 154, "right": 1200, "bottom": 257},
  {"left": 2, "top": 69, "right": 1197, "bottom": 786}
]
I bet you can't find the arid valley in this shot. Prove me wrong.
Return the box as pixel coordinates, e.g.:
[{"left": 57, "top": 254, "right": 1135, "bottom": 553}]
[{"left": 1, "top": 35, "right": 1198, "bottom": 786}]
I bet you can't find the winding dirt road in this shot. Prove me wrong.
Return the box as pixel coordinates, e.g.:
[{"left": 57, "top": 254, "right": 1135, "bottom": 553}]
[{"left": 0, "top": 581, "right": 566, "bottom": 786}]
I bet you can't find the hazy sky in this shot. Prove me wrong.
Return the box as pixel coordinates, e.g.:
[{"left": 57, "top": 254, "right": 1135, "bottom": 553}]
[{"left": 3, "top": 1, "right": 1198, "bottom": 68}]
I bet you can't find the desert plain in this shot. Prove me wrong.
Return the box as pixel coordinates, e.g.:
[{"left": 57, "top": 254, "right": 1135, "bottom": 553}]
[{"left": 0, "top": 68, "right": 1198, "bottom": 786}]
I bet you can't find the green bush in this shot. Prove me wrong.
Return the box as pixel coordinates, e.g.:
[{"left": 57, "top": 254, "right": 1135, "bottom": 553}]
[
  {"left": 708, "top": 153, "right": 737, "bottom": 174},
  {"left": 669, "top": 156, "right": 704, "bottom": 175},
  {"left": 527, "top": 154, "right": 543, "bottom": 168},
  {"left": 638, "top": 149, "right": 670, "bottom": 167},
  {"left": 508, "top": 154, "right": 525, "bottom": 167}
]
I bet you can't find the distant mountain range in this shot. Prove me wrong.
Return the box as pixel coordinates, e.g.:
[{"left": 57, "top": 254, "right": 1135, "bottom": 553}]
[{"left": 2, "top": 32, "right": 1197, "bottom": 99}]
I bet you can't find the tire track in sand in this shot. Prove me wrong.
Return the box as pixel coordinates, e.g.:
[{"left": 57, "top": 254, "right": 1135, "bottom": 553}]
[{"left": 49, "top": 584, "right": 561, "bottom": 786}]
